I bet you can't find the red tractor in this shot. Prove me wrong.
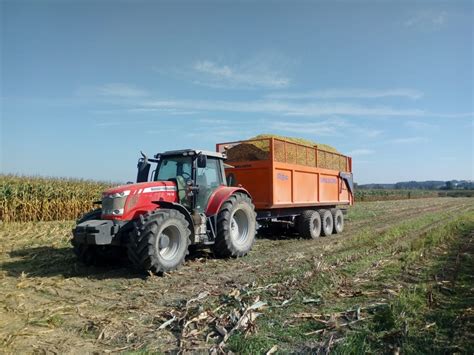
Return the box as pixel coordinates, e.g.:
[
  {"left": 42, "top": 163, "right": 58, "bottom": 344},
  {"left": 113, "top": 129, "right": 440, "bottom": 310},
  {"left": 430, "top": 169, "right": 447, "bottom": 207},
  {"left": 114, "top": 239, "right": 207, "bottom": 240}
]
[{"left": 72, "top": 149, "right": 257, "bottom": 273}]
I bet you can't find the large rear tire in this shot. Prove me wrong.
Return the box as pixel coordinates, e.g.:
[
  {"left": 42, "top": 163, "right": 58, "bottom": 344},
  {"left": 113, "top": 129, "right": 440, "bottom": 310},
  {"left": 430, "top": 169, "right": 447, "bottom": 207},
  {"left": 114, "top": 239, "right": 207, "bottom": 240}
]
[
  {"left": 319, "top": 209, "right": 334, "bottom": 237},
  {"left": 297, "top": 210, "right": 321, "bottom": 239},
  {"left": 213, "top": 193, "right": 256, "bottom": 258},
  {"left": 128, "top": 209, "right": 191, "bottom": 274},
  {"left": 331, "top": 208, "right": 344, "bottom": 234},
  {"left": 72, "top": 209, "right": 125, "bottom": 265}
]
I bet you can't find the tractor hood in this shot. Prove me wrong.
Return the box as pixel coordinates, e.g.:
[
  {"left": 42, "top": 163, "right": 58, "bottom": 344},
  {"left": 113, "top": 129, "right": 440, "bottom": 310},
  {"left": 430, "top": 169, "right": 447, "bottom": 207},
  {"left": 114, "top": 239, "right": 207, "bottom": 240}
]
[
  {"left": 103, "top": 181, "right": 177, "bottom": 197},
  {"left": 101, "top": 181, "right": 178, "bottom": 220}
]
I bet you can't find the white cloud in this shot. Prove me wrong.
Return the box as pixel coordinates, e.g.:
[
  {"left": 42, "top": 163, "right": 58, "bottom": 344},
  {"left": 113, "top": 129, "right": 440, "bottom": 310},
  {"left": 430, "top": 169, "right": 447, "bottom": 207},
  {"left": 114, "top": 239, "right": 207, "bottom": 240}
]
[
  {"left": 270, "top": 120, "right": 346, "bottom": 136},
  {"left": 404, "top": 10, "right": 448, "bottom": 31},
  {"left": 193, "top": 60, "right": 290, "bottom": 89},
  {"left": 198, "top": 118, "right": 237, "bottom": 125},
  {"left": 405, "top": 120, "right": 438, "bottom": 130},
  {"left": 348, "top": 149, "right": 375, "bottom": 156},
  {"left": 141, "top": 99, "right": 425, "bottom": 117},
  {"left": 390, "top": 136, "right": 428, "bottom": 144},
  {"left": 96, "top": 83, "right": 149, "bottom": 97},
  {"left": 363, "top": 129, "right": 384, "bottom": 138},
  {"left": 267, "top": 88, "right": 423, "bottom": 100}
]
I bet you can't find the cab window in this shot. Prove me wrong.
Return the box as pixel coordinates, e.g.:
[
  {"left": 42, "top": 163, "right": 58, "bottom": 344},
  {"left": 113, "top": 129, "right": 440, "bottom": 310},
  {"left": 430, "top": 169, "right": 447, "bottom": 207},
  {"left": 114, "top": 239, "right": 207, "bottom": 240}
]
[
  {"left": 155, "top": 156, "right": 192, "bottom": 181},
  {"left": 196, "top": 157, "right": 222, "bottom": 211}
]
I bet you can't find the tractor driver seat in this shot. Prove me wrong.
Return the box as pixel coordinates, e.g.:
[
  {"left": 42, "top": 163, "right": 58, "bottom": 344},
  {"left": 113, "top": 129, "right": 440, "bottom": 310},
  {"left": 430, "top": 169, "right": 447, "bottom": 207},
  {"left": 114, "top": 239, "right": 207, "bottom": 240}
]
[{"left": 196, "top": 173, "right": 212, "bottom": 211}]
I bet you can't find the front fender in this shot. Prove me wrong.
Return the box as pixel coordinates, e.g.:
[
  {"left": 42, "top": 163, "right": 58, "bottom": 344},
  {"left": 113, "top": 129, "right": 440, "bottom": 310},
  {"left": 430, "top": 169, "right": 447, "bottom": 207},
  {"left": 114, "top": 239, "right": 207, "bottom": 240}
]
[{"left": 205, "top": 186, "right": 252, "bottom": 216}]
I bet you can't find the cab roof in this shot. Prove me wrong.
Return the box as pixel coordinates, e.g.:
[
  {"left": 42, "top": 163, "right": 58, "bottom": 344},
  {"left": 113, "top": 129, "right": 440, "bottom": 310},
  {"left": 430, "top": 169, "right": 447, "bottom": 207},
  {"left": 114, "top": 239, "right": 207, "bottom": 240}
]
[{"left": 158, "top": 149, "right": 226, "bottom": 159}]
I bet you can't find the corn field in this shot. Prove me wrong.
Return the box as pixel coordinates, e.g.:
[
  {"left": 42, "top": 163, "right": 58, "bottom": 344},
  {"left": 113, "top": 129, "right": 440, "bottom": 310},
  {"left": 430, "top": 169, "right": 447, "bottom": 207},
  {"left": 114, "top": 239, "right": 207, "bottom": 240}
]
[
  {"left": 1, "top": 175, "right": 449, "bottom": 223},
  {"left": 0, "top": 175, "right": 114, "bottom": 222}
]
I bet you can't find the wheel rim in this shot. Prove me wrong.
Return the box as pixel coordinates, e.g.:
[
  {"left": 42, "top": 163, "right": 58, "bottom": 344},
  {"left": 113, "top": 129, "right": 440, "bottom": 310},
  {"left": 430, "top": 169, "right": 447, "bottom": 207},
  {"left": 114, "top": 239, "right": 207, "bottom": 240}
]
[
  {"left": 158, "top": 225, "right": 181, "bottom": 261},
  {"left": 325, "top": 216, "right": 332, "bottom": 229},
  {"left": 336, "top": 215, "right": 343, "bottom": 230},
  {"left": 230, "top": 209, "right": 249, "bottom": 246},
  {"left": 312, "top": 216, "right": 320, "bottom": 234}
]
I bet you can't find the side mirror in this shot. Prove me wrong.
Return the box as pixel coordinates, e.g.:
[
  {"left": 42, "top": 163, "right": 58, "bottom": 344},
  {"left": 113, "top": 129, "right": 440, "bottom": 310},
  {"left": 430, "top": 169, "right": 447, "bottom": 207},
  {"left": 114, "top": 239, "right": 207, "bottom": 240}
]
[
  {"left": 137, "top": 159, "right": 151, "bottom": 183},
  {"left": 197, "top": 154, "right": 207, "bottom": 168}
]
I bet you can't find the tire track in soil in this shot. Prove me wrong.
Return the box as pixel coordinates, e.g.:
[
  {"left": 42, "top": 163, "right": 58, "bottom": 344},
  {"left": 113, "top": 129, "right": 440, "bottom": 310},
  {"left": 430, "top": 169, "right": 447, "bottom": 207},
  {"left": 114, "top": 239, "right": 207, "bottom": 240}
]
[
  {"left": 142, "top": 200, "right": 474, "bottom": 352},
  {"left": 145, "top": 198, "right": 474, "bottom": 304}
]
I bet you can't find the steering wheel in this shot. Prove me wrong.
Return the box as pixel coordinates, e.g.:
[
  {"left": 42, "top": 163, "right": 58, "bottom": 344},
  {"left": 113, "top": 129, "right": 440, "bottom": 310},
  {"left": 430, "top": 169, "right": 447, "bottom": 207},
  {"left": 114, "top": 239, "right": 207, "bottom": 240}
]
[{"left": 180, "top": 172, "right": 191, "bottom": 180}]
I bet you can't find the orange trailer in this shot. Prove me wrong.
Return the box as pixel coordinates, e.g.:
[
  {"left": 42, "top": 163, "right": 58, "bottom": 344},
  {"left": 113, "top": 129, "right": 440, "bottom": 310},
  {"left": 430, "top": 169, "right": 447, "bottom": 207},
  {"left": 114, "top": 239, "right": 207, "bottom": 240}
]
[{"left": 216, "top": 137, "right": 354, "bottom": 238}]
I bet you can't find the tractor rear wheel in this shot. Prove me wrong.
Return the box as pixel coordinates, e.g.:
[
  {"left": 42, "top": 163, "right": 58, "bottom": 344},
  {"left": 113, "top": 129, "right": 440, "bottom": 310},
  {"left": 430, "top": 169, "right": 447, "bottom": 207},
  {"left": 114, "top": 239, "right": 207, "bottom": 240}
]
[
  {"left": 213, "top": 193, "right": 256, "bottom": 258},
  {"left": 128, "top": 209, "right": 190, "bottom": 274},
  {"left": 319, "top": 209, "right": 334, "bottom": 237},
  {"left": 297, "top": 210, "right": 321, "bottom": 239},
  {"left": 72, "top": 209, "right": 125, "bottom": 265},
  {"left": 331, "top": 208, "right": 344, "bottom": 234}
]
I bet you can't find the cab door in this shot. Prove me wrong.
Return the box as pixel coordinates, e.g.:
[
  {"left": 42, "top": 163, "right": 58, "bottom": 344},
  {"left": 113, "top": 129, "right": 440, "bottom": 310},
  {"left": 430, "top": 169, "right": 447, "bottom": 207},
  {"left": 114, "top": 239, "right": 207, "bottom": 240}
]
[{"left": 195, "top": 157, "right": 224, "bottom": 212}]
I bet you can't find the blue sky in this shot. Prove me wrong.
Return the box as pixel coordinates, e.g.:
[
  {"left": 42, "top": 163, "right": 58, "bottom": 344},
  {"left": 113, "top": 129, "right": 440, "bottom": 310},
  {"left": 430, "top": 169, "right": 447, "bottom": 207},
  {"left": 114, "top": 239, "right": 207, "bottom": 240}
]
[{"left": 1, "top": 0, "right": 473, "bottom": 184}]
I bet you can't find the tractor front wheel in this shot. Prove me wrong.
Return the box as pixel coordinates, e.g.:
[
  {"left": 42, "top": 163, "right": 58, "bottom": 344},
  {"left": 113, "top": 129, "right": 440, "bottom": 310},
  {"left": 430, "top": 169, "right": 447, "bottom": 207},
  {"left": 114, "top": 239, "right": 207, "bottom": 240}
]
[
  {"left": 128, "top": 209, "right": 190, "bottom": 274},
  {"left": 72, "top": 242, "right": 124, "bottom": 266},
  {"left": 72, "top": 209, "right": 125, "bottom": 265},
  {"left": 213, "top": 193, "right": 256, "bottom": 258}
]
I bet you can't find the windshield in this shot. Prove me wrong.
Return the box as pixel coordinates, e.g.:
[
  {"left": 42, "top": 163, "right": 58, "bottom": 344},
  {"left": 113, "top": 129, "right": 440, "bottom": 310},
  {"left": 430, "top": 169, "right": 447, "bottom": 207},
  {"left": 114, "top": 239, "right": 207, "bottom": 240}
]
[{"left": 154, "top": 156, "right": 192, "bottom": 181}]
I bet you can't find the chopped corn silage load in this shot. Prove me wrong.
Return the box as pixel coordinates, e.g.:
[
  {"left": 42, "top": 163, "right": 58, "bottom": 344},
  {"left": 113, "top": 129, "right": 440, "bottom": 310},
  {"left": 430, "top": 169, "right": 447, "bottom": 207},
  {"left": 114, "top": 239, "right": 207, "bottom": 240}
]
[{"left": 226, "top": 134, "right": 348, "bottom": 171}]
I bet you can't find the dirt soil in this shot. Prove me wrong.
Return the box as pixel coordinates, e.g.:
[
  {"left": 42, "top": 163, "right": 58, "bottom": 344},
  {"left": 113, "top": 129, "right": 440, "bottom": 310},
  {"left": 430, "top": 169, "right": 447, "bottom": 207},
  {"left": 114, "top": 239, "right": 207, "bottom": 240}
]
[{"left": 0, "top": 197, "right": 473, "bottom": 353}]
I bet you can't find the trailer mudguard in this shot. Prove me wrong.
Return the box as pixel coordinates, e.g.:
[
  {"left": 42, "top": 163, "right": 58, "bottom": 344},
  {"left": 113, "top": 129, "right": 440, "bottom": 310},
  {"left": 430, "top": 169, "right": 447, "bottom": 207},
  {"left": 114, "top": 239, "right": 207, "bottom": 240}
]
[
  {"left": 339, "top": 172, "right": 354, "bottom": 195},
  {"left": 205, "top": 186, "right": 252, "bottom": 216}
]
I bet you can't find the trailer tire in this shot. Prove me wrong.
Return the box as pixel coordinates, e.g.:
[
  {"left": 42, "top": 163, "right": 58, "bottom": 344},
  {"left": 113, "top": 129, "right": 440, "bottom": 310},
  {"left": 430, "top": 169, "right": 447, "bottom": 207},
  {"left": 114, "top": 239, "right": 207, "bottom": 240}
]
[
  {"left": 297, "top": 210, "right": 321, "bottom": 239},
  {"left": 72, "top": 209, "right": 124, "bottom": 265},
  {"left": 331, "top": 208, "right": 344, "bottom": 234},
  {"left": 319, "top": 209, "right": 334, "bottom": 236},
  {"left": 213, "top": 192, "right": 256, "bottom": 258},
  {"left": 128, "top": 209, "right": 190, "bottom": 274}
]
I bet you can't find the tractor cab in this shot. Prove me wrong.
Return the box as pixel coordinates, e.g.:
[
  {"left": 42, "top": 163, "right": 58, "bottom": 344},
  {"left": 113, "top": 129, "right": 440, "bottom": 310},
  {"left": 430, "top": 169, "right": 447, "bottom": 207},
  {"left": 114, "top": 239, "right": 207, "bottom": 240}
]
[{"left": 136, "top": 149, "right": 228, "bottom": 212}]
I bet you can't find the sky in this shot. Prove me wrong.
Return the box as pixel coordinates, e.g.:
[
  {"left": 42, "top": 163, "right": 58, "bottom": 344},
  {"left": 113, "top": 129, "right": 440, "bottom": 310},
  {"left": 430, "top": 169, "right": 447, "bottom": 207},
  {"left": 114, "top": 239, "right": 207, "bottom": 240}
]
[{"left": 1, "top": 0, "right": 473, "bottom": 184}]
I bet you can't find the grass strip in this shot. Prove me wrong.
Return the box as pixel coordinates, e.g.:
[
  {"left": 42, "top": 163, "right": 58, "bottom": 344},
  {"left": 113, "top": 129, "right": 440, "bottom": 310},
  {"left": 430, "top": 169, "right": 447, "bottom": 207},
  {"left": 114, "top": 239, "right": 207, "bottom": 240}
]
[{"left": 226, "top": 211, "right": 474, "bottom": 353}]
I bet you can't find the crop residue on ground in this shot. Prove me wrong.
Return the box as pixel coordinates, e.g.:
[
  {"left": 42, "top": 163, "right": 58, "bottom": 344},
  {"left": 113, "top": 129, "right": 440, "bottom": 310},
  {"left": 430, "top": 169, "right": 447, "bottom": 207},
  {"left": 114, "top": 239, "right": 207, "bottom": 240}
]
[{"left": 0, "top": 197, "right": 473, "bottom": 353}]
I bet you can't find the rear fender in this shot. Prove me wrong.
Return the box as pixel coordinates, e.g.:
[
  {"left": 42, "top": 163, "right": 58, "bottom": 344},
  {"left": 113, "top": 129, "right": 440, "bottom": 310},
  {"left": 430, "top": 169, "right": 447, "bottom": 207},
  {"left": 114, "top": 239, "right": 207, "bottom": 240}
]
[{"left": 205, "top": 186, "right": 252, "bottom": 216}]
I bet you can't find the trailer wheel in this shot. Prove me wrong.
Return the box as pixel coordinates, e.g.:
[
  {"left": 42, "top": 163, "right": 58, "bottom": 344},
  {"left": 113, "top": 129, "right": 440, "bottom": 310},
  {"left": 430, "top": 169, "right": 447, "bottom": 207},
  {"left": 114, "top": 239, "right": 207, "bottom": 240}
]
[
  {"left": 128, "top": 209, "right": 190, "bottom": 274},
  {"left": 72, "top": 209, "right": 124, "bottom": 265},
  {"left": 331, "top": 208, "right": 344, "bottom": 234},
  {"left": 297, "top": 210, "right": 321, "bottom": 239},
  {"left": 213, "top": 192, "right": 256, "bottom": 258},
  {"left": 319, "top": 209, "right": 334, "bottom": 236}
]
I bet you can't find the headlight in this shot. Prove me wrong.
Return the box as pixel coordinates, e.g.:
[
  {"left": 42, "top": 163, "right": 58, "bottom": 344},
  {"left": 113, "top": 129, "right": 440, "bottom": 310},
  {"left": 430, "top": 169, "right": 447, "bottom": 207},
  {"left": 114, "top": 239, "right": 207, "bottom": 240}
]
[{"left": 108, "top": 190, "right": 131, "bottom": 198}]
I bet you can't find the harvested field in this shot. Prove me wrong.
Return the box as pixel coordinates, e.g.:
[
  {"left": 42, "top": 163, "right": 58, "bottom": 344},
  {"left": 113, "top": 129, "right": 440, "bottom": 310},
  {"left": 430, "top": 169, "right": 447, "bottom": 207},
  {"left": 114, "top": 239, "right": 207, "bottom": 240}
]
[{"left": 1, "top": 197, "right": 473, "bottom": 353}]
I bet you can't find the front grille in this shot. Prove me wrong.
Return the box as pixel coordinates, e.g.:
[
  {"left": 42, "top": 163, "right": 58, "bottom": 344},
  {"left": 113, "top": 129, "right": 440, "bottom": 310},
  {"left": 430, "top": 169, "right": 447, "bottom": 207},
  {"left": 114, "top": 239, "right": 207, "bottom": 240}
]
[{"left": 102, "top": 196, "right": 127, "bottom": 216}]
